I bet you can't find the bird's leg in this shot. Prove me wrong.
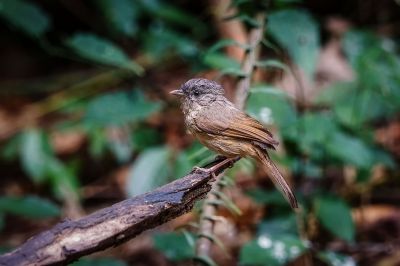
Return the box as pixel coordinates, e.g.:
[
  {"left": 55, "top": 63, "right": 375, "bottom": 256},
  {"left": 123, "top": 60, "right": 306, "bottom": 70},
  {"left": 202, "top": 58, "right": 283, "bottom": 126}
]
[{"left": 193, "top": 156, "right": 240, "bottom": 175}]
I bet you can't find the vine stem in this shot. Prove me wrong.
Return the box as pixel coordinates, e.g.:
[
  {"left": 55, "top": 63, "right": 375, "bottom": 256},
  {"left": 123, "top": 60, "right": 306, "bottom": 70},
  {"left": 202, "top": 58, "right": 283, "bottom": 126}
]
[{"left": 195, "top": 12, "right": 266, "bottom": 265}]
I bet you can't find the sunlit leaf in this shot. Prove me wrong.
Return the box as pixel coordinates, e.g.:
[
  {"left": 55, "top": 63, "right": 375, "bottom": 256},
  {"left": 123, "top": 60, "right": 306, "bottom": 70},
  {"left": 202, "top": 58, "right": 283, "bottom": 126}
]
[
  {"left": 153, "top": 232, "right": 195, "bottom": 261},
  {"left": 317, "top": 251, "right": 356, "bottom": 266},
  {"left": 85, "top": 90, "right": 162, "bottom": 127},
  {"left": 268, "top": 9, "right": 319, "bottom": 78},
  {"left": 126, "top": 146, "right": 171, "bottom": 197},
  {"left": 19, "top": 129, "right": 50, "bottom": 183},
  {"left": 65, "top": 33, "right": 143, "bottom": 73},
  {"left": 0, "top": 195, "right": 60, "bottom": 219},
  {"left": 240, "top": 235, "right": 307, "bottom": 266},
  {"left": 0, "top": 0, "right": 50, "bottom": 37},
  {"left": 315, "top": 195, "right": 355, "bottom": 242},
  {"left": 97, "top": 0, "right": 138, "bottom": 37}
]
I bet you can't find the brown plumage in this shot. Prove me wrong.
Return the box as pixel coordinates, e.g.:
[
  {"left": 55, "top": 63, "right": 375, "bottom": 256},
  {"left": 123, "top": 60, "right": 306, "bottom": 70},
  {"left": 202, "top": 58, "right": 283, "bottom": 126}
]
[{"left": 171, "top": 78, "right": 298, "bottom": 209}]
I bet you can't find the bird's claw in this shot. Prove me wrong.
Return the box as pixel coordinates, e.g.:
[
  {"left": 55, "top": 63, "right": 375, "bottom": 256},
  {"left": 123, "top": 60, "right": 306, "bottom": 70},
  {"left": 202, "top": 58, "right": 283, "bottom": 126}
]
[{"left": 193, "top": 166, "right": 212, "bottom": 174}]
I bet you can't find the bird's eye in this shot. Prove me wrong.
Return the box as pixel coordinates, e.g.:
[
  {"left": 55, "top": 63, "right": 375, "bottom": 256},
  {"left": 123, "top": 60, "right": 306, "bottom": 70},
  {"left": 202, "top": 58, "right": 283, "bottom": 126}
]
[{"left": 193, "top": 91, "right": 200, "bottom": 96}]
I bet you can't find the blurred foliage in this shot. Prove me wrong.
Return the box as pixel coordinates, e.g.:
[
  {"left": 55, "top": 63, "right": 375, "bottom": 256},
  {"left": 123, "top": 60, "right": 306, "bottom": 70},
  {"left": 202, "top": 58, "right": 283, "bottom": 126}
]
[{"left": 0, "top": 0, "right": 399, "bottom": 265}]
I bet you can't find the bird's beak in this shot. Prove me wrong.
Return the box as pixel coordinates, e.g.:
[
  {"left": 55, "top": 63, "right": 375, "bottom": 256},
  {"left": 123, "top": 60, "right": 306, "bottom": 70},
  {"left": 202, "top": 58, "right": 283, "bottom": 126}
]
[{"left": 170, "top": 89, "right": 184, "bottom": 96}]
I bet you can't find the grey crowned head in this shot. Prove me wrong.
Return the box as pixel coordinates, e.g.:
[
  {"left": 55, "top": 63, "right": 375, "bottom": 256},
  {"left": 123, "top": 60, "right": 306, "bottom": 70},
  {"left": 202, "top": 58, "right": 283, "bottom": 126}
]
[{"left": 170, "top": 78, "right": 225, "bottom": 101}]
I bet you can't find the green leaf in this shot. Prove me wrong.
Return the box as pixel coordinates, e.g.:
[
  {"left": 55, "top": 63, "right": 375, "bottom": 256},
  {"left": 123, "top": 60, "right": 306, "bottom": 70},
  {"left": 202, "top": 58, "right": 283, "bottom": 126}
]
[
  {"left": 174, "top": 151, "right": 193, "bottom": 178},
  {"left": 206, "top": 39, "right": 248, "bottom": 54},
  {"left": 65, "top": 33, "right": 143, "bottom": 73},
  {"left": 19, "top": 129, "right": 50, "bottom": 183},
  {"left": 268, "top": 9, "right": 320, "bottom": 78},
  {"left": 1, "top": 134, "right": 21, "bottom": 161},
  {"left": 326, "top": 132, "right": 373, "bottom": 169},
  {"left": 285, "top": 112, "right": 338, "bottom": 154},
  {"left": 315, "top": 195, "right": 355, "bottom": 242},
  {"left": 258, "top": 214, "right": 299, "bottom": 237},
  {"left": 143, "top": 24, "right": 198, "bottom": 60},
  {"left": 85, "top": 90, "right": 162, "bottom": 127},
  {"left": 255, "top": 60, "right": 289, "bottom": 71},
  {"left": 131, "top": 127, "right": 162, "bottom": 151},
  {"left": 46, "top": 157, "right": 80, "bottom": 199},
  {"left": 0, "top": 195, "right": 60, "bottom": 219},
  {"left": 203, "top": 53, "right": 241, "bottom": 71},
  {"left": 71, "top": 258, "right": 127, "bottom": 266},
  {"left": 142, "top": 1, "right": 205, "bottom": 34},
  {"left": 247, "top": 189, "right": 290, "bottom": 208},
  {"left": 317, "top": 251, "right": 356, "bottom": 266},
  {"left": 153, "top": 232, "right": 195, "bottom": 261},
  {"left": 0, "top": 0, "right": 50, "bottom": 38},
  {"left": 240, "top": 235, "right": 307, "bottom": 266},
  {"left": 342, "top": 30, "right": 378, "bottom": 68},
  {"left": 247, "top": 85, "right": 297, "bottom": 129},
  {"left": 126, "top": 146, "right": 171, "bottom": 197},
  {"left": 97, "top": 0, "right": 138, "bottom": 37}
]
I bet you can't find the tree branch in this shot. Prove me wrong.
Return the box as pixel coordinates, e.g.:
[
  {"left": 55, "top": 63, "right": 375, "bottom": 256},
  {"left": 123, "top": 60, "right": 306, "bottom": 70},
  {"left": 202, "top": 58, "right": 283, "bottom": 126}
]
[{"left": 0, "top": 160, "right": 234, "bottom": 266}]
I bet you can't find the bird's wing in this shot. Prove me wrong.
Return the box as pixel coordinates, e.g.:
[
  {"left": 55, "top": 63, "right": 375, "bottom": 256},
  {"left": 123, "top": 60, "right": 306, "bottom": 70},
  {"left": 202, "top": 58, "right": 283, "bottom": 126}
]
[{"left": 193, "top": 101, "right": 278, "bottom": 149}]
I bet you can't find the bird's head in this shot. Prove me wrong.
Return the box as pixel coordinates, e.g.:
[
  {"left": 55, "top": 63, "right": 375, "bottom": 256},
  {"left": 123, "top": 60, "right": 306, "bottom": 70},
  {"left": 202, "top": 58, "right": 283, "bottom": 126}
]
[{"left": 170, "top": 78, "right": 225, "bottom": 104}]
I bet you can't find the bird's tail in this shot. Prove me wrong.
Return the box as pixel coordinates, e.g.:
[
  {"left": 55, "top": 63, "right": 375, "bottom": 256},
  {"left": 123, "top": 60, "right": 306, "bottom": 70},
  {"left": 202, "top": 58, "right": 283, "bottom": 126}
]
[{"left": 254, "top": 148, "right": 298, "bottom": 209}]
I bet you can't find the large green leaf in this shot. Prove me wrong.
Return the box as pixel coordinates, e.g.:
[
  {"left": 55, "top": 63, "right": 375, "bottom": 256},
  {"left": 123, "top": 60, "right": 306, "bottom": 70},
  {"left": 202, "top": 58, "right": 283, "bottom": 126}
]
[
  {"left": 84, "top": 90, "right": 162, "bottom": 127},
  {"left": 65, "top": 33, "right": 143, "bottom": 73},
  {"left": 268, "top": 9, "right": 320, "bottom": 78},
  {"left": 0, "top": 0, "right": 50, "bottom": 38},
  {"left": 246, "top": 85, "right": 297, "bottom": 130},
  {"left": 97, "top": 0, "right": 138, "bottom": 37},
  {"left": 342, "top": 31, "right": 379, "bottom": 69},
  {"left": 19, "top": 129, "right": 51, "bottom": 183},
  {"left": 326, "top": 132, "right": 374, "bottom": 169},
  {"left": 142, "top": 1, "right": 205, "bottom": 34},
  {"left": 143, "top": 25, "right": 198, "bottom": 60},
  {"left": 126, "top": 146, "right": 171, "bottom": 197},
  {"left": 240, "top": 235, "right": 307, "bottom": 266},
  {"left": 315, "top": 195, "right": 355, "bottom": 242},
  {"left": 153, "top": 232, "right": 195, "bottom": 261},
  {"left": 257, "top": 215, "right": 299, "bottom": 237},
  {"left": 0, "top": 195, "right": 60, "bottom": 219}
]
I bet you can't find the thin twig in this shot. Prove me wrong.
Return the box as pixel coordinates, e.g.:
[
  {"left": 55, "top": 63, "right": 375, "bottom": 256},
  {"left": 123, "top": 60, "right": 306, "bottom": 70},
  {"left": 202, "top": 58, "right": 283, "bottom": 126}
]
[{"left": 195, "top": 12, "right": 266, "bottom": 265}]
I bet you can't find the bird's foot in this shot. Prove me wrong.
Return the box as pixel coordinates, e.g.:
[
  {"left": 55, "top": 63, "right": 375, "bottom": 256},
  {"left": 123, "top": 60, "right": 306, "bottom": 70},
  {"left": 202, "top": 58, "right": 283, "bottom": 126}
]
[{"left": 193, "top": 166, "right": 213, "bottom": 174}]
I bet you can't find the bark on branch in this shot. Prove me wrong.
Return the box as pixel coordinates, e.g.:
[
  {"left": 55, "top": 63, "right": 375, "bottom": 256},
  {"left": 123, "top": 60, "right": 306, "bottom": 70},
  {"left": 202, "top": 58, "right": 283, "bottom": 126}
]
[{"left": 0, "top": 159, "right": 234, "bottom": 266}]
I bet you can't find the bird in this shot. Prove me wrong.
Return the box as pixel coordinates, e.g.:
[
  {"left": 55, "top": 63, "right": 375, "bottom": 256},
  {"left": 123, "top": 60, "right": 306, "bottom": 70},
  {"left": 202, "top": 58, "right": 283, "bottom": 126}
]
[{"left": 170, "top": 78, "right": 298, "bottom": 209}]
